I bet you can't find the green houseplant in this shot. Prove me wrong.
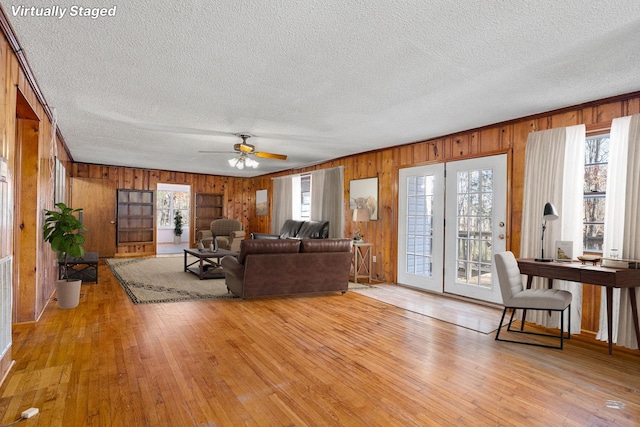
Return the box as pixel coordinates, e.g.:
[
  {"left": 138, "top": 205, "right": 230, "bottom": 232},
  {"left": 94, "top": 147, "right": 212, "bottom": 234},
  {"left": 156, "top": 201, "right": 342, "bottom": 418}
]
[
  {"left": 173, "top": 210, "right": 183, "bottom": 244},
  {"left": 43, "top": 202, "right": 86, "bottom": 309}
]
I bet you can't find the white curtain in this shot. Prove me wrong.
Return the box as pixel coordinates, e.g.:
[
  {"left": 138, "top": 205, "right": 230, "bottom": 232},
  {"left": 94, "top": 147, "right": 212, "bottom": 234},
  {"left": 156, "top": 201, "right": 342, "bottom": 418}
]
[
  {"left": 310, "top": 167, "right": 345, "bottom": 238},
  {"left": 520, "top": 125, "right": 585, "bottom": 333},
  {"left": 271, "top": 176, "right": 292, "bottom": 234},
  {"left": 596, "top": 114, "right": 640, "bottom": 349}
]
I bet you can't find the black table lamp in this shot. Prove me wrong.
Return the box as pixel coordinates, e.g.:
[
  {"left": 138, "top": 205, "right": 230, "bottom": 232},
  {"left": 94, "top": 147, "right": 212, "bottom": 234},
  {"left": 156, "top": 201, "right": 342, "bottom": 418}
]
[{"left": 535, "top": 202, "right": 559, "bottom": 262}]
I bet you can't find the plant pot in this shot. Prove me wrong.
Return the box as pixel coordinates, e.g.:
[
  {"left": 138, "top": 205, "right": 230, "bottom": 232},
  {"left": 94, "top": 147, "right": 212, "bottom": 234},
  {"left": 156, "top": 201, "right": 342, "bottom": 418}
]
[
  {"left": 174, "top": 235, "right": 182, "bottom": 244},
  {"left": 56, "top": 279, "right": 82, "bottom": 309}
]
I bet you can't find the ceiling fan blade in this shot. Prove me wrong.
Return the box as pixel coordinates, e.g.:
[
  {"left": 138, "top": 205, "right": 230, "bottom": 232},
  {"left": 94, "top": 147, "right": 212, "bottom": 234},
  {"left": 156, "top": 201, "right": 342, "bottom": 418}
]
[
  {"left": 255, "top": 152, "right": 287, "bottom": 160},
  {"left": 237, "top": 143, "right": 255, "bottom": 153},
  {"left": 198, "top": 150, "right": 235, "bottom": 154}
]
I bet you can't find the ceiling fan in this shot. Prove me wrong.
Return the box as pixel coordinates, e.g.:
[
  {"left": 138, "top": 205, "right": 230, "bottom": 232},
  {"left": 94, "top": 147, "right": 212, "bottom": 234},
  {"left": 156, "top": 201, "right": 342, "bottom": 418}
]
[{"left": 200, "top": 134, "right": 288, "bottom": 169}]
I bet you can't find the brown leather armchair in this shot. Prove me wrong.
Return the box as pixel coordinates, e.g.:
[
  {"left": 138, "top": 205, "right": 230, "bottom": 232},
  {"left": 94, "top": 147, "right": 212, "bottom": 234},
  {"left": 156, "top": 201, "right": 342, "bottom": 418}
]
[{"left": 197, "top": 218, "right": 245, "bottom": 252}]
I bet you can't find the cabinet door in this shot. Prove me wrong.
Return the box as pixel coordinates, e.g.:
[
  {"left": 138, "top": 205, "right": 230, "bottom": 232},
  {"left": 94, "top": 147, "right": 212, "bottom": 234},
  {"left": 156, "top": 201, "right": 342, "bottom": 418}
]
[
  {"left": 117, "top": 190, "right": 155, "bottom": 244},
  {"left": 195, "top": 193, "right": 223, "bottom": 236}
]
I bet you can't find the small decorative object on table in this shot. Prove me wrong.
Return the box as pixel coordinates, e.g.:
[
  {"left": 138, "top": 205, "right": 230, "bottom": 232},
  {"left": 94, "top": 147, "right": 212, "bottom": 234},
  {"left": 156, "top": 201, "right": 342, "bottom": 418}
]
[
  {"left": 577, "top": 255, "right": 601, "bottom": 266},
  {"left": 555, "top": 241, "right": 573, "bottom": 262},
  {"left": 353, "top": 229, "right": 363, "bottom": 243}
]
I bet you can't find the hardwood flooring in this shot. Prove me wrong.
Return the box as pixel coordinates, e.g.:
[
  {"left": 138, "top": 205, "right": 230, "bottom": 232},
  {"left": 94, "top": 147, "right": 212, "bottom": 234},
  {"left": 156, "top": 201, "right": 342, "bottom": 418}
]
[{"left": 1, "top": 262, "right": 639, "bottom": 426}]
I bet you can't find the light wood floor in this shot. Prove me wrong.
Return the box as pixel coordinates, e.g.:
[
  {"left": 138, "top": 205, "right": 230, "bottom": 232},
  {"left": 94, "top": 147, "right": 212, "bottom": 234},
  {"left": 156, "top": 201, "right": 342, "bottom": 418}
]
[{"left": 1, "top": 262, "right": 639, "bottom": 426}]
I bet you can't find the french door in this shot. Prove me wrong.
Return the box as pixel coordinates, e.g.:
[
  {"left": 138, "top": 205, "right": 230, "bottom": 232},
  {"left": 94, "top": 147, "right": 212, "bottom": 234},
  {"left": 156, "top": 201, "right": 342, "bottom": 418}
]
[
  {"left": 397, "top": 164, "right": 445, "bottom": 292},
  {"left": 397, "top": 154, "right": 507, "bottom": 304},
  {"left": 443, "top": 155, "right": 506, "bottom": 303}
]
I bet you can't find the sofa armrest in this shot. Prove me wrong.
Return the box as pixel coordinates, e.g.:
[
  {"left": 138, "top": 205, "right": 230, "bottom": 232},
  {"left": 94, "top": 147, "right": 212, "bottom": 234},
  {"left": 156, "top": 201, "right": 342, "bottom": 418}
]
[
  {"left": 197, "top": 230, "right": 213, "bottom": 246},
  {"left": 221, "top": 255, "right": 244, "bottom": 296},
  {"left": 221, "top": 255, "right": 242, "bottom": 274},
  {"left": 197, "top": 230, "right": 212, "bottom": 240},
  {"left": 229, "top": 230, "right": 245, "bottom": 241}
]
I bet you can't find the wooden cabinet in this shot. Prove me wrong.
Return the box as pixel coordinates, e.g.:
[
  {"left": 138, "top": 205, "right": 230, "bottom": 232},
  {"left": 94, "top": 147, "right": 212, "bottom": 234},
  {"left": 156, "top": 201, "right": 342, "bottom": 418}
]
[
  {"left": 117, "top": 190, "right": 154, "bottom": 244},
  {"left": 195, "top": 193, "right": 223, "bottom": 237}
]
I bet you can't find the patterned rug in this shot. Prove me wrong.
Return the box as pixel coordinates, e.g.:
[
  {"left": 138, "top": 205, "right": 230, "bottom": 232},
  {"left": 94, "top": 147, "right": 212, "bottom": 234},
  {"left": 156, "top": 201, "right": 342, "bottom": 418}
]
[{"left": 106, "top": 256, "right": 371, "bottom": 304}]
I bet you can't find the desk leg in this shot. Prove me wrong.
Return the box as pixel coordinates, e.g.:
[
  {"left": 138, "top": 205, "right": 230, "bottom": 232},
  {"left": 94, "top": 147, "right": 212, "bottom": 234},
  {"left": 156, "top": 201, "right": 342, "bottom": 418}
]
[
  {"left": 184, "top": 251, "right": 188, "bottom": 272},
  {"left": 607, "top": 287, "right": 614, "bottom": 356},
  {"left": 629, "top": 288, "right": 640, "bottom": 350}
]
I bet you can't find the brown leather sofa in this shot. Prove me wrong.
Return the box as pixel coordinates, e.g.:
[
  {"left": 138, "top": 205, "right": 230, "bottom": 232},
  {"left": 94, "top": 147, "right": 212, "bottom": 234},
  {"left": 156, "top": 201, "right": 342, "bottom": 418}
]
[{"left": 221, "top": 238, "right": 353, "bottom": 298}]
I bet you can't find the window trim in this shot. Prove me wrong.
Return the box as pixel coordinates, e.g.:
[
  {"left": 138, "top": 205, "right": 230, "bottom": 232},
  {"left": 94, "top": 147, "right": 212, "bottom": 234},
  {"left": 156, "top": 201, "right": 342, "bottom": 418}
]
[{"left": 582, "top": 127, "right": 611, "bottom": 254}]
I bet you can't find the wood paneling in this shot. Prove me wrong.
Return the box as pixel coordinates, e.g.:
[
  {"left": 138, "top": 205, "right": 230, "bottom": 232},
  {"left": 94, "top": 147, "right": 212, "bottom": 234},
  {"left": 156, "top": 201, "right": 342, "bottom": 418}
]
[
  {"left": 14, "top": 118, "right": 39, "bottom": 322},
  {"left": 72, "top": 164, "right": 252, "bottom": 256}
]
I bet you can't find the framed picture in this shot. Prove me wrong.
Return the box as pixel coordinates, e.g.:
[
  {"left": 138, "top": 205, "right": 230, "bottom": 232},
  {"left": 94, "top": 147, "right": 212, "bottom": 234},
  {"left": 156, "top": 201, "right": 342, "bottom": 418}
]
[
  {"left": 349, "top": 177, "right": 378, "bottom": 220},
  {"left": 555, "top": 241, "right": 573, "bottom": 262},
  {"left": 256, "top": 189, "right": 268, "bottom": 216}
]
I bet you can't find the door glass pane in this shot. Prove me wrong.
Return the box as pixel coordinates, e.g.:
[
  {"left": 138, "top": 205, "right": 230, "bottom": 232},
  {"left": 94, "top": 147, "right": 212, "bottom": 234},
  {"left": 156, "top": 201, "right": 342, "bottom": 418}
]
[
  {"left": 456, "top": 168, "right": 493, "bottom": 289},
  {"left": 405, "top": 175, "right": 435, "bottom": 277}
]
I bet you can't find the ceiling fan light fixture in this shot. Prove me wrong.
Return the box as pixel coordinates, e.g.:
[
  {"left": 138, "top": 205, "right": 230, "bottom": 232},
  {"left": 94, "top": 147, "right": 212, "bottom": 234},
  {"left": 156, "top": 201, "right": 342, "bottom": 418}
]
[
  {"left": 228, "top": 157, "right": 240, "bottom": 167},
  {"left": 245, "top": 157, "right": 259, "bottom": 168},
  {"left": 228, "top": 153, "right": 259, "bottom": 170}
]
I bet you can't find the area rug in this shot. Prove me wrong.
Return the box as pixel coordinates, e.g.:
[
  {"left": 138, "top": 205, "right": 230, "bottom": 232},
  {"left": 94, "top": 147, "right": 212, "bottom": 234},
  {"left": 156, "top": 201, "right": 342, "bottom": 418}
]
[{"left": 106, "top": 256, "right": 372, "bottom": 304}]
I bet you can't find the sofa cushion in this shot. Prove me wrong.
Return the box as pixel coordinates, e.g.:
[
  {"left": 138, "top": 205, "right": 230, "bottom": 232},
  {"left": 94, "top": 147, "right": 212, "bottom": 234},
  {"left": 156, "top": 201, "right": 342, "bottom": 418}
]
[
  {"left": 238, "top": 239, "right": 301, "bottom": 264},
  {"left": 279, "top": 219, "right": 305, "bottom": 239},
  {"left": 300, "top": 238, "right": 352, "bottom": 253},
  {"left": 296, "top": 220, "right": 329, "bottom": 239}
]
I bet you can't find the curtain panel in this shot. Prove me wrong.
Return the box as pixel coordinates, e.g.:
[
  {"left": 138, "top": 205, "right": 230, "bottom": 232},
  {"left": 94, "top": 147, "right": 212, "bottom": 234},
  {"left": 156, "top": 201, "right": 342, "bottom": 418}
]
[
  {"left": 271, "top": 176, "right": 292, "bottom": 234},
  {"left": 310, "top": 167, "right": 344, "bottom": 238},
  {"left": 597, "top": 114, "right": 640, "bottom": 349},
  {"left": 520, "top": 125, "right": 585, "bottom": 333}
]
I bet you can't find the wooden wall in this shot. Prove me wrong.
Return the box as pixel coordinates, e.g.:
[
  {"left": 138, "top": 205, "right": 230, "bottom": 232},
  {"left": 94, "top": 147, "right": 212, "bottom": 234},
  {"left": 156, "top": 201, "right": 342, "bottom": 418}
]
[
  {"left": 71, "top": 164, "right": 252, "bottom": 256},
  {"left": 1, "top": 23, "right": 73, "bottom": 384}
]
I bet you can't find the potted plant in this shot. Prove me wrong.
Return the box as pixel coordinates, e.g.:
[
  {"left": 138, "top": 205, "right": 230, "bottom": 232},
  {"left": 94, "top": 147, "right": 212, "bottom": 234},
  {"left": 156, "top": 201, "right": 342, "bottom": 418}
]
[
  {"left": 173, "top": 210, "right": 183, "bottom": 244},
  {"left": 43, "top": 202, "right": 86, "bottom": 309}
]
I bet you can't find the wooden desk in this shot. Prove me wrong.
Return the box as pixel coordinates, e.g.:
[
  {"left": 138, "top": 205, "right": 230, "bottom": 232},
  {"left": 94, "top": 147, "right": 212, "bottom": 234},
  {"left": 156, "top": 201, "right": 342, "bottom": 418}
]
[{"left": 517, "top": 259, "right": 640, "bottom": 355}]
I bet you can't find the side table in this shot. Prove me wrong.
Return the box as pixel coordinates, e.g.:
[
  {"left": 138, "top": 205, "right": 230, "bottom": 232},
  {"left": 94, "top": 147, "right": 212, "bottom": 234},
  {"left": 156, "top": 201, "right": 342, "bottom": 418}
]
[
  {"left": 352, "top": 242, "right": 373, "bottom": 283},
  {"left": 58, "top": 252, "right": 99, "bottom": 283}
]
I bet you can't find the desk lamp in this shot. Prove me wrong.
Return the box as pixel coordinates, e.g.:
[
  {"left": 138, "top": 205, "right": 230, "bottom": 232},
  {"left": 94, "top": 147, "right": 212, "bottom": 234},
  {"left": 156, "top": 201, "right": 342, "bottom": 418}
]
[{"left": 535, "top": 202, "right": 559, "bottom": 262}]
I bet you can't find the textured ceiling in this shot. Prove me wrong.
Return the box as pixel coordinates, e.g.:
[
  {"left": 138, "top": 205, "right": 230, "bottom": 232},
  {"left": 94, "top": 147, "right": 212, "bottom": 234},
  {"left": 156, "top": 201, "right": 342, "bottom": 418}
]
[{"left": 3, "top": 1, "right": 640, "bottom": 177}]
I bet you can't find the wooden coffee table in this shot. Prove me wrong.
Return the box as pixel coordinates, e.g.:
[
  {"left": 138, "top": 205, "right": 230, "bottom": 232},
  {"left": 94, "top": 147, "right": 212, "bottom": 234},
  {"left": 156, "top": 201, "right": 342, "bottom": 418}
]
[{"left": 184, "top": 248, "right": 237, "bottom": 280}]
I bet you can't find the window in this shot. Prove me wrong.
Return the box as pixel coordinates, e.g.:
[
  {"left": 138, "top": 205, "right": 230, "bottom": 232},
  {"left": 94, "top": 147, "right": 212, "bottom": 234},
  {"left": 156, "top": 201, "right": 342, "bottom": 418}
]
[
  {"left": 292, "top": 174, "right": 312, "bottom": 220},
  {"left": 300, "top": 175, "right": 311, "bottom": 220},
  {"left": 157, "top": 190, "right": 190, "bottom": 228},
  {"left": 583, "top": 134, "right": 609, "bottom": 252}
]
